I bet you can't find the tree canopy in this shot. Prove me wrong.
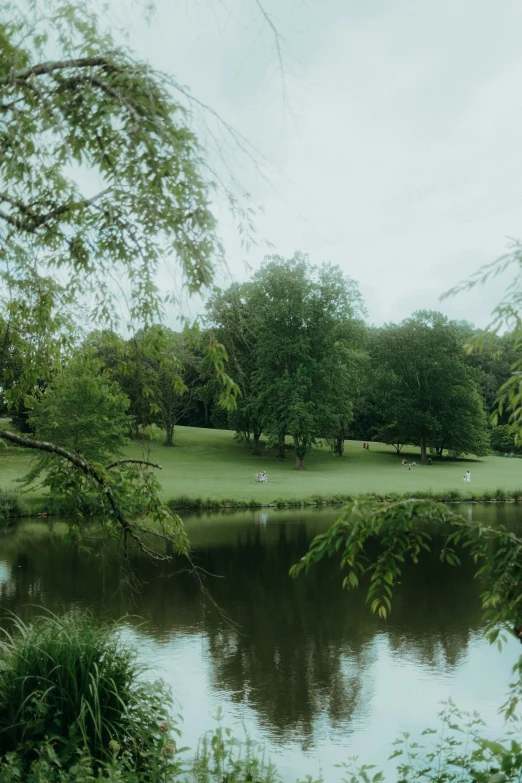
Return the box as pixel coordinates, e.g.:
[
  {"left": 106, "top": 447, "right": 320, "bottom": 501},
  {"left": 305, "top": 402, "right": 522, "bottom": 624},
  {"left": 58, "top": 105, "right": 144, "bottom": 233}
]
[
  {"left": 208, "top": 253, "right": 366, "bottom": 467},
  {"left": 372, "top": 311, "right": 490, "bottom": 462}
]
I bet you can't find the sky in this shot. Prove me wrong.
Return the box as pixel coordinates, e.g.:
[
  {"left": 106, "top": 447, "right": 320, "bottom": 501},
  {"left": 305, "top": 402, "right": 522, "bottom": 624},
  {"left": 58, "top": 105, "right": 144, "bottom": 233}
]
[{"left": 115, "top": 0, "right": 522, "bottom": 328}]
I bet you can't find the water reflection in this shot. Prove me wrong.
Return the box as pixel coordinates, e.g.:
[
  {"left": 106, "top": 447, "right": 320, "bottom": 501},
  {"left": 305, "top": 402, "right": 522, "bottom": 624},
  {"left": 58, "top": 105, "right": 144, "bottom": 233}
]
[{"left": 0, "top": 506, "right": 520, "bottom": 779}]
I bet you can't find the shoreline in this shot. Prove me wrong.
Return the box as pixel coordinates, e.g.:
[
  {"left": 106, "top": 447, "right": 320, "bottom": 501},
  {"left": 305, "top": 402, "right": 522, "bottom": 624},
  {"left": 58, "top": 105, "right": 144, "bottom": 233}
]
[
  {"left": 3, "top": 487, "right": 522, "bottom": 525},
  {"left": 166, "top": 487, "right": 522, "bottom": 511}
]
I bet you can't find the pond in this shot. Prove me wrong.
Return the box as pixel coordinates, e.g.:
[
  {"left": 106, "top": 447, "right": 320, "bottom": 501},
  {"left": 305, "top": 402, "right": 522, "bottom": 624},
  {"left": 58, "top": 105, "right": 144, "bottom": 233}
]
[{"left": 0, "top": 504, "right": 521, "bottom": 781}]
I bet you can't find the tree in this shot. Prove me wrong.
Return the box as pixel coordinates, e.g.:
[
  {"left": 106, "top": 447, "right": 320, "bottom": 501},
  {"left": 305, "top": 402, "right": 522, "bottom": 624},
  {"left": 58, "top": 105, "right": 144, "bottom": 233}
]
[
  {"left": 490, "top": 424, "right": 518, "bottom": 455},
  {"left": 207, "top": 283, "right": 264, "bottom": 454},
  {"left": 151, "top": 330, "right": 203, "bottom": 447},
  {"left": 21, "top": 358, "right": 132, "bottom": 512},
  {"left": 246, "top": 253, "right": 365, "bottom": 468},
  {"left": 373, "top": 311, "right": 489, "bottom": 462},
  {"left": 28, "top": 358, "right": 129, "bottom": 463}
]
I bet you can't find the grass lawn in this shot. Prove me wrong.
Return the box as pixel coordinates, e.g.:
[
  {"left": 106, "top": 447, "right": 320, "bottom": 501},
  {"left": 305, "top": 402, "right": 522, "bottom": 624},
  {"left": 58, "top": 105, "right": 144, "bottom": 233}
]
[{"left": 1, "top": 420, "right": 521, "bottom": 504}]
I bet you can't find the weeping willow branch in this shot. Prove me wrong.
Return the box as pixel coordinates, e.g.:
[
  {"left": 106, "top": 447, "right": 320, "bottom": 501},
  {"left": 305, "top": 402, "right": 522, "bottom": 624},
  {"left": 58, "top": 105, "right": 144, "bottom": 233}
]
[
  {"left": 0, "top": 428, "right": 177, "bottom": 560},
  {"left": 105, "top": 458, "right": 162, "bottom": 470}
]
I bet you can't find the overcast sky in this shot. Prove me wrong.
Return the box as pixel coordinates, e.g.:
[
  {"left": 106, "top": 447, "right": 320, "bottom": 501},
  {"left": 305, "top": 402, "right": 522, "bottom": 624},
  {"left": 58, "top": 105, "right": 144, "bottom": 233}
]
[{"left": 118, "top": 0, "right": 522, "bottom": 328}]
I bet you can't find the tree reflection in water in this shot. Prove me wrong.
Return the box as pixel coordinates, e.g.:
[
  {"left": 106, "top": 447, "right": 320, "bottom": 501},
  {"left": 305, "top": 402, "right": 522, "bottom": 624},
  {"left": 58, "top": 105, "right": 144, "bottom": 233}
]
[{"left": 0, "top": 507, "right": 490, "bottom": 742}]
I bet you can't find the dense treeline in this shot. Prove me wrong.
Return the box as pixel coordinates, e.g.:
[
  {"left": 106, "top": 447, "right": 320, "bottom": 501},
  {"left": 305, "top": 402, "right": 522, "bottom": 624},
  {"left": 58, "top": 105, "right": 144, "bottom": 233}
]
[{"left": 2, "top": 254, "right": 519, "bottom": 466}]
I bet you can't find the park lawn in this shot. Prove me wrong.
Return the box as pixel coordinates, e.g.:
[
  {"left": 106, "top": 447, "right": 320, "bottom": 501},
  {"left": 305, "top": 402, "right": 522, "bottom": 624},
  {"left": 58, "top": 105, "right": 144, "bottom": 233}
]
[{"left": 1, "top": 421, "right": 522, "bottom": 503}]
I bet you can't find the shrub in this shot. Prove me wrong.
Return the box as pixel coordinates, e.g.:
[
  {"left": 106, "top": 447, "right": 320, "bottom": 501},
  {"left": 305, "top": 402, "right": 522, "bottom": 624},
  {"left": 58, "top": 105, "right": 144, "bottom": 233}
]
[
  {"left": 0, "top": 488, "right": 24, "bottom": 527},
  {"left": 445, "top": 489, "right": 463, "bottom": 502},
  {"left": 494, "top": 487, "right": 507, "bottom": 501},
  {"left": 0, "top": 612, "right": 176, "bottom": 771}
]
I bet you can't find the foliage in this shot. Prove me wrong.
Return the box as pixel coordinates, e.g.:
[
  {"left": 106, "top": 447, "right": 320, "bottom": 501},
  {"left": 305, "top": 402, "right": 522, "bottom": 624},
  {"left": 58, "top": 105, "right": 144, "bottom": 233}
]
[
  {"left": 0, "top": 0, "right": 241, "bottom": 556},
  {"left": 443, "top": 240, "right": 522, "bottom": 443},
  {"left": 150, "top": 330, "right": 204, "bottom": 447},
  {"left": 28, "top": 358, "right": 130, "bottom": 462},
  {"left": 0, "top": 0, "right": 223, "bottom": 346},
  {"left": 0, "top": 611, "right": 179, "bottom": 772},
  {"left": 185, "top": 713, "right": 289, "bottom": 783},
  {"left": 19, "top": 358, "right": 134, "bottom": 518},
  {"left": 1, "top": 691, "right": 522, "bottom": 783},
  {"left": 207, "top": 282, "right": 264, "bottom": 453},
  {"left": 290, "top": 496, "right": 522, "bottom": 719},
  {"left": 211, "top": 253, "right": 366, "bottom": 468},
  {"left": 292, "top": 497, "right": 518, "bottom": 630},
  {"left": 0, "top": 487, "right": 24, "bottom": 526},
  {"left": 373, "top": 311, "right": 490, "bottom": 462},
  {"left": 490, "top": 425, "right": 518, "bottom": 455},
  {"left": 341, "top": 699, "right": 522, "bottom": 782}
]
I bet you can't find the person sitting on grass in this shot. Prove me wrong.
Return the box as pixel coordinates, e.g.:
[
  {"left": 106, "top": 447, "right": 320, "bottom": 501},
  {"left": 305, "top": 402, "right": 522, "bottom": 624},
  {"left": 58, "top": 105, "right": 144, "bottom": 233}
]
[{"left": 401, "top": 458, "right": 407, "bottom": 465}]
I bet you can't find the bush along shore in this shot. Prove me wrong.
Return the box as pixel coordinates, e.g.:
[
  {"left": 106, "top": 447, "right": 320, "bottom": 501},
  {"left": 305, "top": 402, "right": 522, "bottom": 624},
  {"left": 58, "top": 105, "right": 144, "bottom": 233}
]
[
  {"left": 166, "top": 487, "right": 522, "bottom": 511},
  {"left": 0, "top": 488, "right": 26, "bottom": 527},
  {"left": 3, "top": 487, "right": 522, "bottom": 523}
]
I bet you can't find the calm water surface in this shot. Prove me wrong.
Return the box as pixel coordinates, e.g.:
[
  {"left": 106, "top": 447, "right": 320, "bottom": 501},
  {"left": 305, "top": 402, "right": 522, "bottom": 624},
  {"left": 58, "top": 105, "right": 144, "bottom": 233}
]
[{"left": 0, "top": 505, "right": 521, "bottom": 780}]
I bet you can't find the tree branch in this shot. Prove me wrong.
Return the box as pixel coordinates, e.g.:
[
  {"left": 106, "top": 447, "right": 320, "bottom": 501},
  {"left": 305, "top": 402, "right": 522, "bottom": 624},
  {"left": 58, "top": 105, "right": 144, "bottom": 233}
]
[
  {"left": 0, "top": 55, "right": 119, "bottom": 86},
  {"left": 0, "top": 428, "right": 170, "bottom": 560},
  {"left": 0, "top": 96, "right": 25, "bottom": 111},
  {"left": 0, "top": 428, "right": 98, "bottom": 474},
  {"left": 0, "top": 188, "right": 112, "bottom": 232},
  {"left": 106, "top": 458, "right": 162, "bottom": 470}
]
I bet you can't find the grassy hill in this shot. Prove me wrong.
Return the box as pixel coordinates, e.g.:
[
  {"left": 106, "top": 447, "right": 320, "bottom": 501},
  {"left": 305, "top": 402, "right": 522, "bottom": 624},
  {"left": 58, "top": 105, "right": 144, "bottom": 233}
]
[{"left": 1, "top": 421, "right": 521, "bottom": 507}]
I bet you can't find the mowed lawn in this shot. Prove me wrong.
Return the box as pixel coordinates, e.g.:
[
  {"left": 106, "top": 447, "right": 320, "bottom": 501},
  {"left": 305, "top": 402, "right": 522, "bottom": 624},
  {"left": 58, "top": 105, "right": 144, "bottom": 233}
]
[{"left": 1, "top": 421, "right": 522, "bottom": 503}]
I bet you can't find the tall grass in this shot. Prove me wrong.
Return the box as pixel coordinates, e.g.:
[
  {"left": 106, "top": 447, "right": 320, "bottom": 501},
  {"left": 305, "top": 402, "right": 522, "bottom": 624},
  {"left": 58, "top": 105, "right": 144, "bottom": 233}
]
[
  {"left": 0, "top": 488, "right": 24, "bottom": 527},
  {"left": 0, "top": 612, "right": 174, "bottom": 770}
]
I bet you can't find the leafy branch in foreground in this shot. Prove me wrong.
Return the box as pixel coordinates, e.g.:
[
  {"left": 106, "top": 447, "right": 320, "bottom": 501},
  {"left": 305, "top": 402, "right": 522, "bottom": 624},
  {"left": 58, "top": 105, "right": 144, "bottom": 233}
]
[
  {"left": 442, "top": 240, "right": 522, "bottom": 445},
  {"left": 0, "top": 0, "right": 243, "bottom": 408},
  {"left": 0, "top": 426, "right": 188, "bottom": 560},
  {"left": 341, "top": 699, "right": 522, "bottom": 783},
  {"left": 290, "top": 498, "right": 522, "bottom": 717},
  {"left": 0, "top": 0, "right": 243, "bottom": 547}
]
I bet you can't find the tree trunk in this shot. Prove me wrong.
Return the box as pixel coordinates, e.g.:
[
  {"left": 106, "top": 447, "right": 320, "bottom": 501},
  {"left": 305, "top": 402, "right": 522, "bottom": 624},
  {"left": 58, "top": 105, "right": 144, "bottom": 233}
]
[
  {"left": 277, "top": 431, "right": 285, "bottom": 459},
  {"left": 165, "top": 423, "right": 174, "bottom": 447},
  {"left": 294, "top": 436, "right": 305, "bottom": 469},
  {"left": 252, "top": 430, "right": 261, "bottom": 456},
  {"left": 334, "top": 430, "right": 344, "bottom": 456},
  {"left": 420, "top": 436, "right": 427, "bottom": 464}
]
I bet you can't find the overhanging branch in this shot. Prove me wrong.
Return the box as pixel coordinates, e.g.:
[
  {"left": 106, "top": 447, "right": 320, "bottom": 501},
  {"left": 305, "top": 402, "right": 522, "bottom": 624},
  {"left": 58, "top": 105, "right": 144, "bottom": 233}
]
[
  {"left": 0, "top": 188, "right": 112, "bottom": 232},
  {"left": 0, "top": 55, "right": 119, "bottom": 86},
  {"left": 106, "top": 458, "right": 162, "bottom": 470},
  {"left": 0, "top": 428, "right": 170, "bottom": 559}
]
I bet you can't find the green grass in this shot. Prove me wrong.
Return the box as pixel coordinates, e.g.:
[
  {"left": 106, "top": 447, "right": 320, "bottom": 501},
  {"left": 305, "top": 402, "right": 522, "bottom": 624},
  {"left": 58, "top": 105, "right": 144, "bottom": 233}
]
[
  {"left": 0, "top": 611, "right": 174, "bottom": 768},
  {"left": 1, "top": 419, "right": 522, "bottom": 506}
]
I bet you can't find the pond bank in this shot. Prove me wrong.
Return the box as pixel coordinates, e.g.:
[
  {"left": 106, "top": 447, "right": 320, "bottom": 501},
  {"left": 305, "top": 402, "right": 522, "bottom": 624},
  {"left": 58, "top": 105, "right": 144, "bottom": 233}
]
[
  {"left": 3, "top": 486, "right": 522, "bottom": 524},
  {"left": 166, "top": 487, "right": 522, "bottom": 511}
]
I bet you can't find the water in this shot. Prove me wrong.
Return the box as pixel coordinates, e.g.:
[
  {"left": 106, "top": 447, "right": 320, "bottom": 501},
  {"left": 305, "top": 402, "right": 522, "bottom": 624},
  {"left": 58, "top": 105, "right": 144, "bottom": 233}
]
[{"left": 0, "top": 504, "right": 521, "bottom": 780}]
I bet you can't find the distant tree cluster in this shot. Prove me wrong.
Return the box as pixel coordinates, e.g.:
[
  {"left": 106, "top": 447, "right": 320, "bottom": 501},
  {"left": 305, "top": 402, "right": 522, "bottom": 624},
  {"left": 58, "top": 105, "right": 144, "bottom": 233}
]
[{"left": 5, "top": 254, "right": 520, "bottom": 468}]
